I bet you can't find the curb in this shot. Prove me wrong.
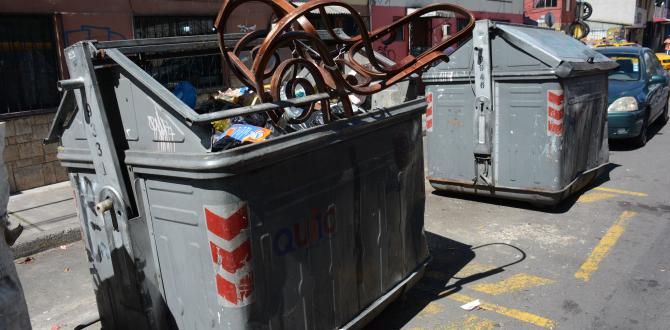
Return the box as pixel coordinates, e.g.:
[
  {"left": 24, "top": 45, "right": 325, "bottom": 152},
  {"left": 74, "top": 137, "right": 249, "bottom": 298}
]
[{"left": 11, "top": 227, "right": 82, "bottom": 259}]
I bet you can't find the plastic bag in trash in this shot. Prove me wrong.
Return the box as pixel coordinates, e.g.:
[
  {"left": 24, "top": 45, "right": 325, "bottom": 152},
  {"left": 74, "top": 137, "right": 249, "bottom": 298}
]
[
  {"left": 287, "top": 111, "right": 325, "bottom": 131},
  {"left": 212, "top": 123, "right": 272, "bottom": 151},
  {"left": 173, "top": 81, "right": 197, "bottom": 108},
  {"left": 215, "top": 87, "right": 254, "bottom": 105},
  {"left": 231, "top": 112, "right": 269, "bottom": 128},
  {"left": 212, "top": 119, "right": 232, "bottom": 133}
]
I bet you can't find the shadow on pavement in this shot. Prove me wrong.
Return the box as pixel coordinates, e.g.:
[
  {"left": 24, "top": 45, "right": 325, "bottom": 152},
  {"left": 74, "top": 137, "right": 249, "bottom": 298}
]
[
  {"left": 365, "top": 232, "right": 526, "bottom": 329},
  {"left": 428, "top": 162, "right": 620, "bottom": 215},
  {"left": 609, "top": 118, "right": 666, "bottom": 151}
]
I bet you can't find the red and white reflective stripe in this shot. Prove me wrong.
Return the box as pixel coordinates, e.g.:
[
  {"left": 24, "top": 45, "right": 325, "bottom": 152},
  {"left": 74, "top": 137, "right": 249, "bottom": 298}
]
[
  {"left": 426, "top": 92, "right": 434, "bottom": 132},
  {"left": 204, "top": 202, "right": 254, "bottom": 307},
  {"left": 547, "top": 89, "right": 564, "bottom": 136}
]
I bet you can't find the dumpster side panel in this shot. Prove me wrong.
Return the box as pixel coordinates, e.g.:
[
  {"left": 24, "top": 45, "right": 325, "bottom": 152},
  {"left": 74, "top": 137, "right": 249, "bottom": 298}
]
[
  {"left": 560, "top": 75, "right": 609, "bottom": 187},
  {"left": 495, "top": 80, "right": 563, "bottom": 191},
  {"left": 69, "top": 170, "right": 152, "bottom": 329},
  {"left": 141, "top": 116, "right": 427, "bottom": 329},
  {"left": 142, "top": 179, "right": 219, "bottom": 329},
  {"left": 426, "top": 83, "right": 476, "bottom": 183}
]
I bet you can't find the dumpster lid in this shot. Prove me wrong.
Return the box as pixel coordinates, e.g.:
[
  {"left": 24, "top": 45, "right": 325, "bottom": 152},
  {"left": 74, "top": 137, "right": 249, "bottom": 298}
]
[{"left": 493, "top": 22, "right": 617, "bottom": 75}]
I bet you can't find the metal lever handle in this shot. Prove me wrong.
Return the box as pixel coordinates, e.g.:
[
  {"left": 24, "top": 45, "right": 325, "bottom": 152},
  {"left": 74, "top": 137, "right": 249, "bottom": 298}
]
[
  {"left": 57, "top": 77, "right": 85, "bottom": 91},
  {"left": 95, "top": 199, "right": 114, "bottom": 213}
]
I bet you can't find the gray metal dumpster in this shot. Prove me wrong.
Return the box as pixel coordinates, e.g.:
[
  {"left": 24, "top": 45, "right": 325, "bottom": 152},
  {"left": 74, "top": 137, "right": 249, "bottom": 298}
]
[
  {"left": 422, "top": 20, "right": 617, "bottom": 206},
  {"left": 48, "top": 35, "right": 429, "bottom": 329}
]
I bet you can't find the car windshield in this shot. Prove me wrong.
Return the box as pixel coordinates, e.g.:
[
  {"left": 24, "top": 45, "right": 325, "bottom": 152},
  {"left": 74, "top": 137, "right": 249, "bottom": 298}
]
[{"left": 604, "top": 55, "right": 641, "bottom": 81}]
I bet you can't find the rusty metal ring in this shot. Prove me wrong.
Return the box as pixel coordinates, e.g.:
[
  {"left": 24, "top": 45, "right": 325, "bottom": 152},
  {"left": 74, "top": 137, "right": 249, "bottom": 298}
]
[{"left": 269, "top": 58, "right": 333, "bottom": 124}]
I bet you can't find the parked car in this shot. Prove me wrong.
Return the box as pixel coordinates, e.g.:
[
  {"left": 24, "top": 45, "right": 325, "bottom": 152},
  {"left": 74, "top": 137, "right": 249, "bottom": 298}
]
[
  {"left": 595, "top": 46, "right": 670, "bottom": 146},
  {"left": 594, "top": 41, "right": 639, "bottom": 48},
  {"left": 656, "top": 52, "right": 670, "bottom": 70}
]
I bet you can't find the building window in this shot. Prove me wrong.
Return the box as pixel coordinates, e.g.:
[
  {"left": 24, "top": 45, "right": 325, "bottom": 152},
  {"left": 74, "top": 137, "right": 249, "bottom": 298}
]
[
  {"left": 0, "top": 15, "right": 60, "bottom": 117},
  {"left": 134, "top": 16, "right": 223, "bottom": 89},
  {"left": 534, "top": 0, "right": 558, "bottom": 8},
  {"left": 133, "top": 16, "right": 216, "bottom": 38},
  {"left": 391, "top": 16, "right": 404, "bottom": 41}
]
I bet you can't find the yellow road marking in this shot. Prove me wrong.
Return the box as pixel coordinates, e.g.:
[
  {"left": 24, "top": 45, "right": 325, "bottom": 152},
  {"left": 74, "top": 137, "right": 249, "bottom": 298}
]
[
  {"left": 593, "top": 187, "right": 647, "bottom": 197},
  {"left": 575, "top": 210, "right": 637, "bottom": 281},
  {"left": 470, "top": 273, "right": 555, "bottom": 295},
  {"left": 438, "top": 315, "right": 498, "bottom": 330},
  {"left": 418, "top": 301, "right": 444, "bottom": 317},
  {"left": 578, "top": 192, "right": 616, "bottom": 203},
  {"left": 446, "top": 293, "right": 556, "bottom": 329},
  {"left": 455, "top": 262, "right": 498, "bottom": 278},
  {"left": 426, "top": 262, "right": 498, "bottom": 282}
]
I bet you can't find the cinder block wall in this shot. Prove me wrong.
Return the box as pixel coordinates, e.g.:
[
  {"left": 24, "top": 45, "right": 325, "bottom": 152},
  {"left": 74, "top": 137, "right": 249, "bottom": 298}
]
[{"left": 2, "top": 113, "right": 68, "bottom": 193}]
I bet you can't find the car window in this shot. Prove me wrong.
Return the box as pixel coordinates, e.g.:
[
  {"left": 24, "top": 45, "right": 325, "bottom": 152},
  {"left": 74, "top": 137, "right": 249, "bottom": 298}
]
[
  {"left": 604, "top": 54, "right": 641, "bottom": 81},
  {"left": 647, "top": 52, "right": 663, "bottom": 75},
  {"left": 644, "top": 51, "right": 662, "bottom": 76}
]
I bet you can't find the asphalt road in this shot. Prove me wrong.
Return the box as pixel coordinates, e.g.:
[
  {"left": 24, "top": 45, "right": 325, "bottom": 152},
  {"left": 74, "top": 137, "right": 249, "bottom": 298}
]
[
  {"left": 14, "top": 118, "right": 670, "bottom": 330},
  {"left": 369, "top": 118, "right": 670, "bottom": 330}
]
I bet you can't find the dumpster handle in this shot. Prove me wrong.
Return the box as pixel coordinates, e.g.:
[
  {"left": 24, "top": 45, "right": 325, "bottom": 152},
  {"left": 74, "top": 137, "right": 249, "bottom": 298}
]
[
  {"left": 57, "top": 77, "right": 85, "bottom": 91},
  {"left": 95, "top": 199, "right": 114, "bottom": 213},
  {"left": 187, "top": 93, "right": 332, "bottom": 124},
  {"left": 44, "top": 90, "right": 78, "bottom": 144}
]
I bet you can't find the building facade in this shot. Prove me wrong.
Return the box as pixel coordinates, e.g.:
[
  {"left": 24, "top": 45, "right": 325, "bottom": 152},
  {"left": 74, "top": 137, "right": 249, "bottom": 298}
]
[
  {"left": 649, "top": 1, "right": 670, "bottom": 51},
  {"left": 585, "top": 0, "right": 656, "bottom": 45},
  {"left": 370, "top": 0, "right": 524, "bottom": 61},
  {"left": 523, "top": 0, "right": 577, "bottom": 31}
]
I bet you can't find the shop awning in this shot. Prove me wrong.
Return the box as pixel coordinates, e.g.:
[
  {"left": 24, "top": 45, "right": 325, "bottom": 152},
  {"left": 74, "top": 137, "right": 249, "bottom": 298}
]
[{"left": 654, "top": 17, "right": 670, "bottom": 23}]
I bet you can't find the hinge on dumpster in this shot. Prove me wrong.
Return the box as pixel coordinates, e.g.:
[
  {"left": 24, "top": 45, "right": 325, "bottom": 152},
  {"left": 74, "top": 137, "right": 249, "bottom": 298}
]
[{"left": 473, "top": 97, "right": 493, "bottom": 186}]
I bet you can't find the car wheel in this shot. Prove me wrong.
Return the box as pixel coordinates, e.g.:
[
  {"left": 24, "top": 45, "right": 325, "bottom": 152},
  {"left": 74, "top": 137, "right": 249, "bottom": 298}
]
[
  {"left": 661, "top": 98, "right": 669, "bottom": 125},
  {"left": 632, "top": 113, "right": 648, "bottom": 147}
]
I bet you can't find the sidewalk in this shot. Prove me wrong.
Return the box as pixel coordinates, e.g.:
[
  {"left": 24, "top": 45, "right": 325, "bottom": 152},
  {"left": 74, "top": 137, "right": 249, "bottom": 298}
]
[{"left": 7, "top": 181, "right": 81, "bottom": 259}]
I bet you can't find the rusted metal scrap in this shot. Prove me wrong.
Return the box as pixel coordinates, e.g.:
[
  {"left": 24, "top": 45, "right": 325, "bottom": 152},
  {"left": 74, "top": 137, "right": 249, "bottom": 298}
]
[{"left": 215, "top": 0, "right": 475, "bottom": 125}]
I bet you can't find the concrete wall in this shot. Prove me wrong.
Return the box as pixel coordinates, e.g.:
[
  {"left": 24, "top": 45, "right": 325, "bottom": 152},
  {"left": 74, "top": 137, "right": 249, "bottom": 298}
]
[
  {"left": 1, "top": 114, "right": 68, "bottom": 193},
  {"left": 587, "top": 0, "right": 639, "bottom": 26}
]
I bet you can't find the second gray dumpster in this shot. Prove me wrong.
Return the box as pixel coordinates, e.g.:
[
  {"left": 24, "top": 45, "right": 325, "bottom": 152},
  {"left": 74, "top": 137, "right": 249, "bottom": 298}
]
[
  {"left": 50, "top": 36, "right": 429, "bottom": 329},
  {"left": 423, "top": 20, "right": 617, "bottom": 206}
]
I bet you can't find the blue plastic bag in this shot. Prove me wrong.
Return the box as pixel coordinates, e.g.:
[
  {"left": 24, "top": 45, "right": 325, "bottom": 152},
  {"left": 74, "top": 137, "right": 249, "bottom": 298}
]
[{"left": 173, "top": 81, "right": 197, "bottom": 108}]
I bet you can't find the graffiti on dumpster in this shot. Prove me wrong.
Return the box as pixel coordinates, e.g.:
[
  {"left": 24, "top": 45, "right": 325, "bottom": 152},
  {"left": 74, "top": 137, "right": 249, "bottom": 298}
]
[
  {"left": 64, "top": 25, "right": 127, "bottom": 46},
  {"left": 273, "top": 204, "right": 337, "bottom": 256},
  {"left": 148, "top": 102, "right": 178, "bottom": 152}
]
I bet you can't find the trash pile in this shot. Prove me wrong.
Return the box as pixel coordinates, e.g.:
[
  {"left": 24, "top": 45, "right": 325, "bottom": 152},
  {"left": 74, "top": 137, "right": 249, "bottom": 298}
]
[
  {"left": 175, "top": 82, "right": 371, "bottom": 152},
  {"left": 174, "top": 0, "right": 475, "bottom": 151}
]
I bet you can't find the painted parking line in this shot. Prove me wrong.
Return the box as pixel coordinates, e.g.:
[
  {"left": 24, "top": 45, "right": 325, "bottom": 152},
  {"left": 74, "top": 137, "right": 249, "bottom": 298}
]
[
  {"left": 592, "top": 187, "right": 648, "bottom": 197},
  {"left": 410, "top": 315, "right": 498, "bottom": 330},
  {"left": 426, "top": 262, "right": 498, "bottom": 282},
  {"left": 417, "top": 301, "right": 444, "bottom": 317},
  {"left": 470, "top": 273, "right": 555, "bottom": 296},
  {"left": 575, "top": 210, "right": 637, "bottom": 281},
  {"left": 577, "top": 192, "right": 617, "bottom": 204},
  {"left": 444, "top": 293, "right": 557, "bottom": 329}
]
